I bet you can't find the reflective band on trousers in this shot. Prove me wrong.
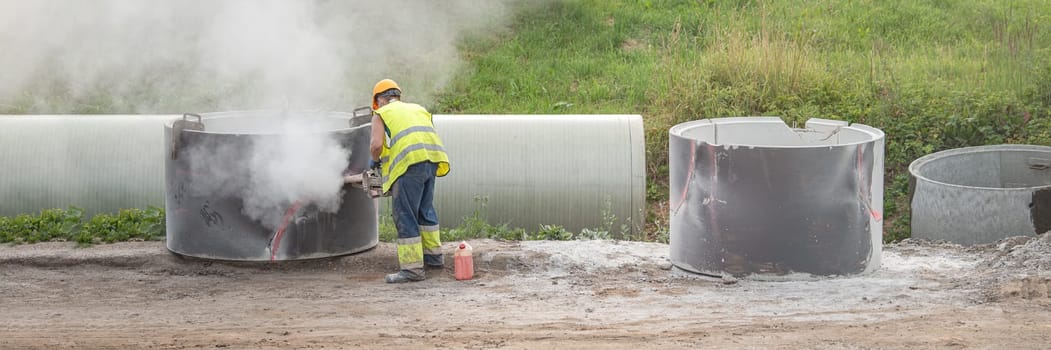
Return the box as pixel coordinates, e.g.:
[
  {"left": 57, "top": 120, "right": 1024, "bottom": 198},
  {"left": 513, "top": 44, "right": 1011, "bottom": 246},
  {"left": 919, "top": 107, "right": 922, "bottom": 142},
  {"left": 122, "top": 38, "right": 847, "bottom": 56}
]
[
  {"left": 421, "top": 225, "right": 441, "bottom": 255},
  {"left": 396, "top": 237, "right": 424, "bottom": 269}
]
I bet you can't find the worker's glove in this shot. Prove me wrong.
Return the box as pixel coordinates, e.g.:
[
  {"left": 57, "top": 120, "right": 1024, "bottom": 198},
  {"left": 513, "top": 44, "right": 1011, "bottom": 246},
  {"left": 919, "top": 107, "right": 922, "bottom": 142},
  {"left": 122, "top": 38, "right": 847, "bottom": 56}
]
[{"left": 369, "top": 159, "right": 381, "bottom": 170}]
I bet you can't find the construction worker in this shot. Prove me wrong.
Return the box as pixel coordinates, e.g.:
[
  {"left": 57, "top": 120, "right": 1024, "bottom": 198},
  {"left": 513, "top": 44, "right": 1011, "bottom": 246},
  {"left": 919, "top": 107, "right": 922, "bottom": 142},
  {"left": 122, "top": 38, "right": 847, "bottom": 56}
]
[{"left": 370, "top": 79, "right": 451, "bottom": 283}]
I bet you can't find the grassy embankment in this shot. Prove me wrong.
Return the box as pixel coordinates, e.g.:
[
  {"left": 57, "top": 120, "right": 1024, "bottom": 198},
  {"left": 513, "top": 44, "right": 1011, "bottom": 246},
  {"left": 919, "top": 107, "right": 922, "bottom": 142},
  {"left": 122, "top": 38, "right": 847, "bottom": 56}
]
[{"left": 434, "top": 0, "right": 1051, "bottom": 242}]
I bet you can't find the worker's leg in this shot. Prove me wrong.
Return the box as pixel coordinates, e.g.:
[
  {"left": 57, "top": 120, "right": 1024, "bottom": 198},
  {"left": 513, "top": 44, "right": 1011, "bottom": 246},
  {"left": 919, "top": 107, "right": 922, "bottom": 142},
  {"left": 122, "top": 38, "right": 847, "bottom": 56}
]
[
  {"left": 418, "top": 162, "right": 442, "bottom": 267},
  {"left": 387, "top": 163, "right": 428, "bottom": 283}
]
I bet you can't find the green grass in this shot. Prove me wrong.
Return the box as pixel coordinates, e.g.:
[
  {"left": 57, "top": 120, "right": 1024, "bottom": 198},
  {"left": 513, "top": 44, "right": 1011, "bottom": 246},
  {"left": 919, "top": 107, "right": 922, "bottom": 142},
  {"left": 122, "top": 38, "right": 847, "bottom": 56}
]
[
  {"left": 435, "top": 0, "right": 1051, "bottom": 242},
  {"left": 0, "top": 207, "right": 165, "bottom": 246}
]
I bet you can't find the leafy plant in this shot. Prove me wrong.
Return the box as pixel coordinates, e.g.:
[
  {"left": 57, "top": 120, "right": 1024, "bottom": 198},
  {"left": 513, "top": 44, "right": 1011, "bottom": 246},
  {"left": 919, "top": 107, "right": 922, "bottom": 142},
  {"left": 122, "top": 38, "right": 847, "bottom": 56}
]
[
  {"left": 76, "top": 207, "right": 165, "bottom": 245},
  {"left": 576, "top": 228, "right": 611, "bottom": 241},
  {"left": 0, "top": 207, "right": 85, "bottom": 244},
  {"left": 574, "top": 196, "right": 622, "bottom": 240},
  {"left": 443, "top": 196, "right": 527, "bottom": 241},
  {"left": 35, "top": 207, "right": 84, "bottom": 242},
  {"left": 530, "top": 224, "right": 573, "bottom": 241},
  {"left": 0, "top": 207, "right": 167, "bottom": 246}
]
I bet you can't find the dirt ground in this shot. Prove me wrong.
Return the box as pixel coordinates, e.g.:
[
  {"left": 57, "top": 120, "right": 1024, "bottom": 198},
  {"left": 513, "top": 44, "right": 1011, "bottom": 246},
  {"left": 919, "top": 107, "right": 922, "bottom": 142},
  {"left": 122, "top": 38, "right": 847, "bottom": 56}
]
[{"left": 1, "top": 235, "right": 1050, "bottom": 349}]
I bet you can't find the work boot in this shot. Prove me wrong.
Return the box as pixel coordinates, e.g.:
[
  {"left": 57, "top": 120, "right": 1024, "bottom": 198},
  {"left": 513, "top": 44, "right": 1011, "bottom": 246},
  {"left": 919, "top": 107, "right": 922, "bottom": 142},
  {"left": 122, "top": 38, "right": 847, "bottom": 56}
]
[
  {"left": 424, "top": 254, "right": 444, "bottom": 268},
  {"left": 385, "top": 269, "right": 425, "bottom": 283}
]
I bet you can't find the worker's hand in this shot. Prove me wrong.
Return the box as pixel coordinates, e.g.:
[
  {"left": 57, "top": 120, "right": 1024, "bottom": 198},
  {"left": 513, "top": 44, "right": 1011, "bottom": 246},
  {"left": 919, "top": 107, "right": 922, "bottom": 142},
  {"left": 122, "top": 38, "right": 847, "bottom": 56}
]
[{"left": 369, "top": 159, "right": 381, "bottom": 170}]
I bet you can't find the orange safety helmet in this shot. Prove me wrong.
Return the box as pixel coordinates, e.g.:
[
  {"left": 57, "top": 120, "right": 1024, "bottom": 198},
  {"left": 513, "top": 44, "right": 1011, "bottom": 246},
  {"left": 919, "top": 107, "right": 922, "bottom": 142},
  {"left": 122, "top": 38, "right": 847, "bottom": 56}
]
[{"left": 372, "top": 79, "right": 401, "bottom": 110}]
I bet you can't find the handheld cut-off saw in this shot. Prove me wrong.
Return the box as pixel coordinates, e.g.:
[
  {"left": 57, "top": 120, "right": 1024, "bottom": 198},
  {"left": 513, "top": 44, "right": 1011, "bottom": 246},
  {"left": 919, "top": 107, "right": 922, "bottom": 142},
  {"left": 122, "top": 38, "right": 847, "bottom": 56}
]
[
  {"left": 343, "top": 105, "right": 389, "bottom": 198},
  {"left": 344, "top": 166, "right": 387, "bottom": 198}
]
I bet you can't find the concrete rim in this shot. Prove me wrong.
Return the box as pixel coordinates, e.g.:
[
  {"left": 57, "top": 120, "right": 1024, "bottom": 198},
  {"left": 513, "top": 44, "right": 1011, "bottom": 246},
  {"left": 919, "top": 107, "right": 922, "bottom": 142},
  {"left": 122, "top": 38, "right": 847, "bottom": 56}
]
[
  {"left": 669, "top": 117, "right": 885, "bottom": 149},
  {"left": 909, "top": 144, "right": 1051, "bottom": 191},
  {"left": 166, "top": 109, "right": 362, "bottom": 136}
]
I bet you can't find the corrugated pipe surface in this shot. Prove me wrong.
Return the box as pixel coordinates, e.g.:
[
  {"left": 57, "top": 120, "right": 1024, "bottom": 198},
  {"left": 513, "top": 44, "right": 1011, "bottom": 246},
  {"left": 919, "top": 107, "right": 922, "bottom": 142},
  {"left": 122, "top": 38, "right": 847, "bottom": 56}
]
[
  {"left": 0, "top": 115, "right": 180, "bottom": 217},
  {"left": 0, "top": 114, "right": 645, "bottom": 237},
  {"left": 434, "top": 115, "right": 645, "bottom": 236}
]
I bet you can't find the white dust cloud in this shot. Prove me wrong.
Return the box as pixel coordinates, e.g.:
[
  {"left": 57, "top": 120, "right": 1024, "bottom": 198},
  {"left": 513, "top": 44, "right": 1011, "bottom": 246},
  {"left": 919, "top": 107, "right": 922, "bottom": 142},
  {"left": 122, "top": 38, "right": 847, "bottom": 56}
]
[
  {"left": 0, "top": 0, "right": 516, "bottom": 229},
  {"left": 0, "top": 0, "right": 514, "bottom": 112}
]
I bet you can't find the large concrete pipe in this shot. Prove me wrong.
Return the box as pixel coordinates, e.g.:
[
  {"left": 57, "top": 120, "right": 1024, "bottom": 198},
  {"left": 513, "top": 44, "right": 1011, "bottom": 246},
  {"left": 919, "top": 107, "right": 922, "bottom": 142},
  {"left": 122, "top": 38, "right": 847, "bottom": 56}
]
[
  {"left": 0, "top": 115, "right": 179, "bottom": 217},
  {"left": 434, "top": 115, "right": 646, "bottom": 236},
  {"left": 0, "top": 113, "right": 646, "bottom": 238},
  {"left": 669, "top": 117, "right": 884, "bottom": 278},
  {"left": 164, "top": 111, "right": 377, "bottom": 260},
  {"left": 909, "top": 145, "right": 1051, "bottom": 245}
]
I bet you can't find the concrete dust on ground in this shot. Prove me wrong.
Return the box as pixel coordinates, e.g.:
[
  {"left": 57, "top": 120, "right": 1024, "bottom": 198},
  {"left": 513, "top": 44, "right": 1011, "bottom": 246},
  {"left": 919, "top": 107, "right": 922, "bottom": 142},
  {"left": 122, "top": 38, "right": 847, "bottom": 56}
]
[{"left": 1, "top": 236, "right": 1050, "bottom": 349}]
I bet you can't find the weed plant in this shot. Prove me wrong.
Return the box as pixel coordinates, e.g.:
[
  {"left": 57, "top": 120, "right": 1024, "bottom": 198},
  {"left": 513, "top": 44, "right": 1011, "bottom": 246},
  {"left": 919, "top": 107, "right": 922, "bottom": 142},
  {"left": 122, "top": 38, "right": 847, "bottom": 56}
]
[{"left": 0, "top": 207, "right": 164, "bottom": 246}]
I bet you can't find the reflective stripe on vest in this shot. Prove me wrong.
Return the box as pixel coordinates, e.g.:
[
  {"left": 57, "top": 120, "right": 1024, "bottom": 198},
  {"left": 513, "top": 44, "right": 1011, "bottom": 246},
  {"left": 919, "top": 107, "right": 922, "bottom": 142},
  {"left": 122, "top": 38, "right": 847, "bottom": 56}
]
[
  {"left": 376, "top": 101, "right": 450, "bottom": 192},
  {"left": 390, "top": 125, "right": 438, "bottom": 147},
  {"left": 379, "top": 150, "right": 390, "bottom": 187}
]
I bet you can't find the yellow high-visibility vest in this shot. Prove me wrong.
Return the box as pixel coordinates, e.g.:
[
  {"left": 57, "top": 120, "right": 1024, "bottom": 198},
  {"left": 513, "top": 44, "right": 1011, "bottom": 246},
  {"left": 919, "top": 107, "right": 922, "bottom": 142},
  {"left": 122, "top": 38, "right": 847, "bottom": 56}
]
[{"left": 375, "top": 100, "right": 450, "bottom": 192}]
